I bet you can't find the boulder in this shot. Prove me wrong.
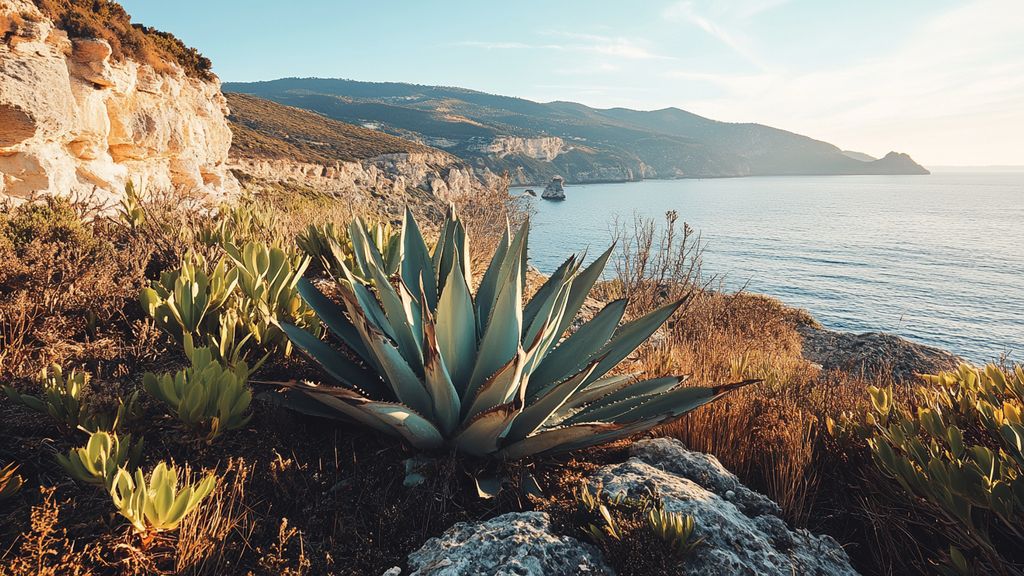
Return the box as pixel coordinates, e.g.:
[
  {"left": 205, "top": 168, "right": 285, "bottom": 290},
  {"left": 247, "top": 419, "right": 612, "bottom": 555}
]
[
  {"left": 590, "top": 438, "right": 859, "bottom": 576},
  {"left": 398, "top": 511, "right": 612, "bottom": 576},
  {"left": 798, "top": 324, "right": 960, "bottom": 381}
]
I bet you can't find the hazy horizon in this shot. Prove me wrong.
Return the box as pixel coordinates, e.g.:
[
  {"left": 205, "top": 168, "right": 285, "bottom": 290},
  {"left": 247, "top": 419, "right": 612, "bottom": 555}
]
[{"left": 119, "top": 0, "right": 1023, "bottom": 166}]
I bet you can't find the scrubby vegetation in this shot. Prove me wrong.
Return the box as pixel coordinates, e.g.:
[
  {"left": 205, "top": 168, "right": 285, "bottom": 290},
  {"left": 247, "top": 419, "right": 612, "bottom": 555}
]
[
  {"left": 0, "top": 187, "right": 1019, "bottom": 575},
  {"left": 31, "top": 0, "right": 213, "bottom": 79}
]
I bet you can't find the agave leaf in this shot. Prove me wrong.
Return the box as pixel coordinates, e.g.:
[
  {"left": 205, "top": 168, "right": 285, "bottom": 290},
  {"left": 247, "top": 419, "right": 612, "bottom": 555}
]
[
  {"left": 585, "top": 299, "right": 685, "bottom": 385},
  {"left": 435, "top": 253, "right": 476, "bottom": 395},
  {"left": 401, "top": 208, "right": 438, "bottom": 311},
  {"left": 340, "top": 290, "right": 434, "bottom": 418},
  {"left": 556, "top": 374, "right": 637, "bottom": 414},
  {"left": 528, "top": 299, "right": 627, "bottom": 396},
  {"left": 565, "top": 376, "right": 687, "bottom": 424},
  {"left": 522, "top": 254, "right": 577, "bottom": 331},
  {"left": 507, "top": 358, "right": 601, "bottom": 442},
  {"left": 465, "top": 240, "right": 524, "bottom": 404},
  {"left": 421, "top": 296, "right": 461, "bottom": 436},
  {"left": 520, "top": 280, "right": 573, "bottom": 379},
  {"left": 499, "top": 416, "right": 659, "bottom": 457},
  {"left": 364, "top": 402, "right": 445, "bottom": 450},
  {"left": 614, "top": 379, "right": 760, "bottom": 423},
  {"left": 498, "top": 422, "right": 630, "bottom": 460},
  {"left": 295, "top": 278, "right": 371, "bottom": 362},
  {"left": 553, "top": 245, "right": 614, "bottom": 338},
  {"left": 463, "top": 350, "right": 526, "bottom": 421},
  {"left": 454, "top": 402, "right": 522, "bottom": 457},
  {"left": 360, "top": 241, "right": 424, "bottom": 373},
  {"left": 279, "top": 322, "right": 387, "bottom": 399},
  {"left": 475, "top": 225, "right": 510, "bottom": 332}
]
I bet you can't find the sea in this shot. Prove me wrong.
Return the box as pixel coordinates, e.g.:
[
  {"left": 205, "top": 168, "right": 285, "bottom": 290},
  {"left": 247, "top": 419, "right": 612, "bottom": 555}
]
[{"left": 514, "top": 169, "right": 1024, "bottom": 364}]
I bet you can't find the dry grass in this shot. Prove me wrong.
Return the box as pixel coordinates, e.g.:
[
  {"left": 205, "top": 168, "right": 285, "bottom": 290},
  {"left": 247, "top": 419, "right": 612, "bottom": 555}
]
[{"left": 227, "top": 94, "right": 432, "bottom": 164}]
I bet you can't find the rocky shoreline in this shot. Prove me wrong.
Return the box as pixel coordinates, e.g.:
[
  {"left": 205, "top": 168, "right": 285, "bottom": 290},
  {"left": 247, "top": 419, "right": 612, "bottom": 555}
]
[{"left": 797, "top": 323, "right": 961, "bottom": 381}]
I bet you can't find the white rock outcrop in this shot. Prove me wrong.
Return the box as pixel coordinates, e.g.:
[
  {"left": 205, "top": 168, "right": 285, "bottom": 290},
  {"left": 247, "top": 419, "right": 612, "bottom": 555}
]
[
  {"left": 481, "top": 136, "right": 568, "bottom": 162},
  {"left": 0, "top": 0, "right": 238, "bottom": 206},
  {"left": 233, "top": 151, "right": 496, "bottom": 202},
  {"left": 395, "top": 438, "right": 860, "bottom": 576}
]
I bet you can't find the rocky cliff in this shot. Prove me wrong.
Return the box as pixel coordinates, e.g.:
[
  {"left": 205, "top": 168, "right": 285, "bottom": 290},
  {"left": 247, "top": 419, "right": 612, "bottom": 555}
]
[
  {"left": 226, "top": 93, "right": 496, "bottom": 201},
  {"left": 0, "top": 0, "right": 237, "bottom": 206}
]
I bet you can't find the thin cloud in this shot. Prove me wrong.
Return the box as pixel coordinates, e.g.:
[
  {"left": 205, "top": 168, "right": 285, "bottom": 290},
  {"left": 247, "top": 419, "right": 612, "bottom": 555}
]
[
  {"left": 668, "top": 0, "right": 1024, "bottom": 164},
  {"left": 662, "top": 1, "right": 769, "bottom": 70}
]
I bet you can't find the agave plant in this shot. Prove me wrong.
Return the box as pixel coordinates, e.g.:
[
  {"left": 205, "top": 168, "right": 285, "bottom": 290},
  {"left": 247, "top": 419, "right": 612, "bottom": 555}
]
[
  {"left": 144, "top": 336, "right": 253, "bottom": 443},
  {"left": 57, "top": 429, "right": 144, "bottom": 487},
  {"left": 140, "top": 250, "right": 239, "bottom": 352},
  {"left": 277, "top": 207, "right": 753, "bottom": 457},
  {"left": 109, "top": 462, "right": 216, "bottom": 533},
  {"left": 297, "top": 219, "right": 401, "bottom": 282}
]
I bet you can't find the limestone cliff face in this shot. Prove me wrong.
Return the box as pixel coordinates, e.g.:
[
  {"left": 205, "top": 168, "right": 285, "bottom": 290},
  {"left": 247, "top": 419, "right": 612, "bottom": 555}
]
[
  {"left": 0, "top": 0, "right": 238, "bottom": 205},
  {"left": 233, "top": 151, "right": 498, "bottom": 201},
  {"left": 478, "top": 136, "right": 567, "bottom": 162}
]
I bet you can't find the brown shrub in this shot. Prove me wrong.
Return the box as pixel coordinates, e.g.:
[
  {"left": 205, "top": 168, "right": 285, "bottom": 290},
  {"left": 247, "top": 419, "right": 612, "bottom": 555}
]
[{"left": 32, "top": 0, "right": 213, "bottom": 79}]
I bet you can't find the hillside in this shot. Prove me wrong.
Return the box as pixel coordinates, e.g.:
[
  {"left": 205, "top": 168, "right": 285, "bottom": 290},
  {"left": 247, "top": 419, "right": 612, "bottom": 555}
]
[
  {"left": 224, "top": 77, "right": 930, "bottom": 184},
  {"left": 225, "top": 93, "right": 494, "bottom": 203},
  {"left": 226, "top": 92, "right": 431, "bottom": 163}
]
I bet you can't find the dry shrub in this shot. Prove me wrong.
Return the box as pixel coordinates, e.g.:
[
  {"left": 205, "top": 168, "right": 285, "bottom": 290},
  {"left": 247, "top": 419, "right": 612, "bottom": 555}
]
[
  {"left": 174, "top": 459, "right": 255, "bottom": 575},
  {"left": 0, "top": 196, "right": 156, "bottom": 381},
  {"left": 0, "top": 487, "right": 93, "bottom": 576},
  {"left": 31, "top": 0, "right": 213, "bottom": 78}
]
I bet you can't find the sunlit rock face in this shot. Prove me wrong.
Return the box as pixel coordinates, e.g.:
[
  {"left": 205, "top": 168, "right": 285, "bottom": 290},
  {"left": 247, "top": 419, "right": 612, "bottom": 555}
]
[{"left": 0, "top": 0, "right": 238, "bottom": 205}]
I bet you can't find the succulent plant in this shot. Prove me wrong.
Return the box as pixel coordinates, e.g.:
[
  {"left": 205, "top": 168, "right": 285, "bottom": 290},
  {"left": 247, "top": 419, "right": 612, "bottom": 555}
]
[
  {"left": 144, "top": 337, "right": 253, "bottom": 443},
  {"left": 0, "top": 463, "right": 23, "bottom": 503},
  {"left": 109, "top": 462, "right": 216, "bottom": 533},
  {"left": 647, "top": 507, "right": 700, "bottom": 556},
  {"left": 844, "top": 363, "right": 1024, "bottom": 573},
  {"left": 297, "top": 219, "right": 401, "bottom": 282},
  {"left": 223, "top": 240, "right": 317, "bottom": 356},
  {"left": 3, "top": 365, "right": 135, "bottom": 434},
  {"left": 141, "top": 242, "right": 318, "bottom": 363},
  {"left": 57, "top": 429, "right": 144, "bottom": 487},
  {"left": 274, "top": 206, "right": 754, "bottom": 458},
  {"left": 140, "top": 250, "right": 239, "bottom": 352}
]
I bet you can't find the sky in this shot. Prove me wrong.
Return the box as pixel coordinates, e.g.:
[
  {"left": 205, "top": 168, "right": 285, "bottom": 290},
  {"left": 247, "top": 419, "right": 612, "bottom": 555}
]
[{"left": 119, "top": 0, "right": 1024, "bottom": 166}]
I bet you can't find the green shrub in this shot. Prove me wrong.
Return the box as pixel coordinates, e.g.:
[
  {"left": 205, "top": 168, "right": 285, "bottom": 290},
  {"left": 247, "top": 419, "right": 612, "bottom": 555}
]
[
  {"left": 0, "top": 196, "right": 94, "bottom": 254},
  {"left": 143, "top": 338, "right": 252, "bottom": 443},
  {"left": 837, "top": 364, "right": 1024, "bottom": 574},
  {"left": 274, "top": 206, "right": 755, "bottom": 458}
]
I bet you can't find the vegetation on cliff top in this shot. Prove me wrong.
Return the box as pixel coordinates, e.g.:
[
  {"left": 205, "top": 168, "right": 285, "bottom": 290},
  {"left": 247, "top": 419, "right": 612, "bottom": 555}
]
[{"left": 32, "top": 0, "right": 213, "bottom": 79}]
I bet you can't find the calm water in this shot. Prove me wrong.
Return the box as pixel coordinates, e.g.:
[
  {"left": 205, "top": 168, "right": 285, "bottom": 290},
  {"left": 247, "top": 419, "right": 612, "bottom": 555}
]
[{"left": 517, "top": 170, "right": 1024, "bottom": 364}]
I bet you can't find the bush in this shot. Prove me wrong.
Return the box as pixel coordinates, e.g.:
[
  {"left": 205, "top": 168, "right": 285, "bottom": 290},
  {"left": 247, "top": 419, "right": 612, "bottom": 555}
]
[
  {"left": 834, "top": 364, "right": 1024, "bottom": 574},
  {"left": 33, "top": 0, "right": 213, "bottom": 79}
]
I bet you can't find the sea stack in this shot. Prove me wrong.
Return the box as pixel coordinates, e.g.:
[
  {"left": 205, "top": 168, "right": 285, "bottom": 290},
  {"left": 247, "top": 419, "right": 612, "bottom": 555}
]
[{"left": 541, "top": 176, "right": 565, "bottom": 200}]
